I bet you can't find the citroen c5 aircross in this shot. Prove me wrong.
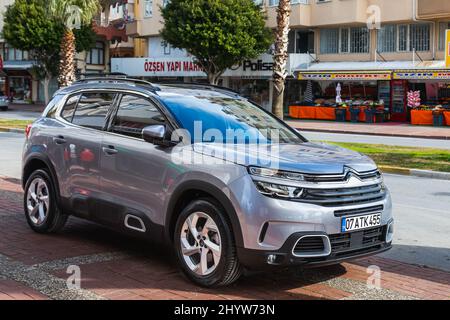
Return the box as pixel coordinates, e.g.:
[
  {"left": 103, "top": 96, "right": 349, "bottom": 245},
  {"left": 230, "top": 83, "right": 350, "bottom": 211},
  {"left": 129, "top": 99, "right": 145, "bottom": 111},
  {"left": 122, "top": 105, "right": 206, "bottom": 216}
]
[{"left": 22, "top": 77, "right": 393, "bottom": 287}]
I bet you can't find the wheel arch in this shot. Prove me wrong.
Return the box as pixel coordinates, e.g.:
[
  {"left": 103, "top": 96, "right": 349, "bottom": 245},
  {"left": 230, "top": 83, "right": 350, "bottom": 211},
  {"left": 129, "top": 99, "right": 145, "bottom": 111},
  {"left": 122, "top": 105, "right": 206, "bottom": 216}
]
[
  {"left": 22, "top": 154, "right": 61, "bottom": 205},
  {"left": 165, "top": 181, "right": 244, "bottom": 248}
]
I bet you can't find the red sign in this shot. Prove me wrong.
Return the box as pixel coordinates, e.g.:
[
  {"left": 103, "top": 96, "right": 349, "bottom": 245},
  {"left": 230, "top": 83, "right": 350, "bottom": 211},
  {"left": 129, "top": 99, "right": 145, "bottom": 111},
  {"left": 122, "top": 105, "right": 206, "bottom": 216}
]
[
  {"left": 144, "top": 60, "right": 203, "bottom": 73},
  {"left": 0, "top": 55, "right": 3, "bottom": 71}
]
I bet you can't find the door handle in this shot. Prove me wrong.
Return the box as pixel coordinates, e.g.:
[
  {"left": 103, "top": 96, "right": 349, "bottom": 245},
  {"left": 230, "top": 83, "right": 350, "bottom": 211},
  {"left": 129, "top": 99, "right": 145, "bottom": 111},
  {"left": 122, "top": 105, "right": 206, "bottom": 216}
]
[
  {"left": 53, "top": 136, "right": 66, "bottom": 145},
  {"left": 102, "top": 146, "right": 118, "bottom": 155}
]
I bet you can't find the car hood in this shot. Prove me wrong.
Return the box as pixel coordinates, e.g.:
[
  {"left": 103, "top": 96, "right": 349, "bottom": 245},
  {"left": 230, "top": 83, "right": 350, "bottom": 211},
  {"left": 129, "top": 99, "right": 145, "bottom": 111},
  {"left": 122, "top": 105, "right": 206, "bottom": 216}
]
[{"left": 192, "top": 142, "right": 377, "bottom": 174}]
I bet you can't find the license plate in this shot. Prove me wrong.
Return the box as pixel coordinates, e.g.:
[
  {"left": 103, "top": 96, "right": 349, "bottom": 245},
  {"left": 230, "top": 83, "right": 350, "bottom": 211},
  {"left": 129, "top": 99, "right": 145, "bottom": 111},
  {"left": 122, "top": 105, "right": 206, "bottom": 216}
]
[{"left": 341, "top": 213, "right": 381, "bottom": 232}]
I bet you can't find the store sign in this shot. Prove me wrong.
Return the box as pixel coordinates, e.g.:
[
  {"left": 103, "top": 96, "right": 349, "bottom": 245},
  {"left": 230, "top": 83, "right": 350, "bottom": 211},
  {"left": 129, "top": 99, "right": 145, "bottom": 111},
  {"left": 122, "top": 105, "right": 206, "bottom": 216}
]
[
  {"left": 298, "top": 72, "right": 391, "bottom": 81},
  {"left": 393, "top": 71, "right": 450, "bottom": 80},
  {"left": 225, "top": 54, "right": 274, "bottom": 78},
  {"left": 446, "top": 30, "right": 450, "bottom": 68},
  {"left": 112, "top": 57, "right": 206, "bottom": 77},
  {"left": 111, "top": 54, "right": 275, "bottom": 78}
]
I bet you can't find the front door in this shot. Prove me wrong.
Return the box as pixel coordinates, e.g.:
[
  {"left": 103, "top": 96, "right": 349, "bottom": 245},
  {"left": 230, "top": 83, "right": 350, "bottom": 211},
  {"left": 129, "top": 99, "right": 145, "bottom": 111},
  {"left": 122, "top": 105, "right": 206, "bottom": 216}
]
[{"left": 99, "top": 94, "right": 173, "bottom": 232}]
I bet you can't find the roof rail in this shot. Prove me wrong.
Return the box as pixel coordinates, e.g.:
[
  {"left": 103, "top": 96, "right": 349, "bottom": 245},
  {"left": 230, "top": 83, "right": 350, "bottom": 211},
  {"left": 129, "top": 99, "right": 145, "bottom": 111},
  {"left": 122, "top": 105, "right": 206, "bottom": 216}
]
[
  {"left": 74, "top": 75, "right": 160, "bottom": 91},
  {"left": 157, "top": 82, "right": 240, "bottom": 95},
  {"left": 79, "top": 72, "right": 128, "bottom": 78}
]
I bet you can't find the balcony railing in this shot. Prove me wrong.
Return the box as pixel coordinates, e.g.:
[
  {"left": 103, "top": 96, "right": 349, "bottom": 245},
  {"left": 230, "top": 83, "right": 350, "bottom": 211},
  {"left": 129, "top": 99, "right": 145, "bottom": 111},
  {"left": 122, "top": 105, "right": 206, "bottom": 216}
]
[{"left": 93, "top": 21, "right": 128, "bottom": 42}]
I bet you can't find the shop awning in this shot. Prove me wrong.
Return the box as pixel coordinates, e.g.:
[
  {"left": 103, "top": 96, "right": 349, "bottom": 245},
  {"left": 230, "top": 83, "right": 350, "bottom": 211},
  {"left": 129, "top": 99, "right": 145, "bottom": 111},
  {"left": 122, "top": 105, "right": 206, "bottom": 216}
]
[
  {"left": 2, "top": 60, "right": 35, "bottom": 71},
  {"left": 296, "top": 60, "right": 449, "bottom": 81}
]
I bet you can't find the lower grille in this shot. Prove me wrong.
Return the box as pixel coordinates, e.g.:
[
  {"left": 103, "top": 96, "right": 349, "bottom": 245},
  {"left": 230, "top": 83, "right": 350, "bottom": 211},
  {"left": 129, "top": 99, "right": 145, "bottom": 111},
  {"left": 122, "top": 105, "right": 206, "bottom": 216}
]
[
  {"left": 293, "top": 236, "right": 326, "bottom": 255},
  {"left": 291, "top": 226, "right": 388, "bottom": 262},
  {"left": 329, "top": 226, "right": 386, "bottom": 254}
]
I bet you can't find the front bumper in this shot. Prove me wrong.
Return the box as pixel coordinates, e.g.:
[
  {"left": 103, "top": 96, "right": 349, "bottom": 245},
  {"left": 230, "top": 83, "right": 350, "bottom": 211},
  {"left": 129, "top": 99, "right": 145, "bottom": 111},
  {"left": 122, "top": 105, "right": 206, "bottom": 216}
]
[{"left": 237, "top": 226, "right": 393, "bottom": 269}]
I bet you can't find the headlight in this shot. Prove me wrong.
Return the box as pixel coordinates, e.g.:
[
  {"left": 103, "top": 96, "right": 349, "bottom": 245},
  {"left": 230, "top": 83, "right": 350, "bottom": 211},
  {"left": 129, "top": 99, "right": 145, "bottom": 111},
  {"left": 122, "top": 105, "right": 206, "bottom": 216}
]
[
  {"left": 248, "top": 166, "right": 305, "bottom": 181},
  {"left": 254, "top": 181, "right": 304, "bottom": 199}
]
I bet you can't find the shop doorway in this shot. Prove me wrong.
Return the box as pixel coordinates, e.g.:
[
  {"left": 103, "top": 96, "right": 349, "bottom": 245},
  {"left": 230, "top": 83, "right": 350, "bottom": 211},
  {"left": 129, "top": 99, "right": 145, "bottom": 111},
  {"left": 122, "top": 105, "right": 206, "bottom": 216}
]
[
  {"left": 391, "top": 80, "right": 408, "bottom": 122},
  {"left": 8, "top": 76, "right": 32, "bottom": 103}
]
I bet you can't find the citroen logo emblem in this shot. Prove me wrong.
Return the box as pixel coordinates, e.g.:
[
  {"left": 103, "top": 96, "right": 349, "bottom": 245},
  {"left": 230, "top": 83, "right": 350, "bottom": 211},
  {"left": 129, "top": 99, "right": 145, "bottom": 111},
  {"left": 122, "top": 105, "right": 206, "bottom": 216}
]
[{"left": 344, "top": 168, "right": 361, "bottom": 182}]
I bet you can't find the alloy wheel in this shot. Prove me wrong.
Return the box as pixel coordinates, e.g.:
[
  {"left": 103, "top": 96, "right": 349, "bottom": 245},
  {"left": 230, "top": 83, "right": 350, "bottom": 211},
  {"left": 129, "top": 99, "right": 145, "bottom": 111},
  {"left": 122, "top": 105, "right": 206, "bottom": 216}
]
[
  {"left": 26, "top": 178, "right": 50, "bottom": 226},
  {"left": 180, "top": 212, "right": 222, "bottom": 276}
]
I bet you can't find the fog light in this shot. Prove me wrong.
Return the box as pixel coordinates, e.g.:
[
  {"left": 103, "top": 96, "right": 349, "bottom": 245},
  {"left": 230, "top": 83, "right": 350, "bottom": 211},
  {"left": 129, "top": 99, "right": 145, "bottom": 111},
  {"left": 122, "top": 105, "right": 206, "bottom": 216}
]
[{"left": 267, "top": 254, "right": 277, "bottom": 265}]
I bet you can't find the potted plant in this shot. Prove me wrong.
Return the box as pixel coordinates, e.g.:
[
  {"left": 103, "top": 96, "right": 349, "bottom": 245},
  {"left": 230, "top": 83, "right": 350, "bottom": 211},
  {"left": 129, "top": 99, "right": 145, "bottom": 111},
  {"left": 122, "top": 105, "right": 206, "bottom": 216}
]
[{"left": 335, "top": 103, "right": 347, "bottom": 122}]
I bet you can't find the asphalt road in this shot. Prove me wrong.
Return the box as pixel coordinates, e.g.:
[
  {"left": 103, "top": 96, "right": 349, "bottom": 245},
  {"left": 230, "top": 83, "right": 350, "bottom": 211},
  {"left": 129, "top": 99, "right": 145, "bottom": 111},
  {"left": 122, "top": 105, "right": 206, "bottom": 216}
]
[
  {"left": 0, "top": 132, "right": 449, "bottom": 271},
  {"left": 0, "top": 110, "right": 41, "bottom": 121}
]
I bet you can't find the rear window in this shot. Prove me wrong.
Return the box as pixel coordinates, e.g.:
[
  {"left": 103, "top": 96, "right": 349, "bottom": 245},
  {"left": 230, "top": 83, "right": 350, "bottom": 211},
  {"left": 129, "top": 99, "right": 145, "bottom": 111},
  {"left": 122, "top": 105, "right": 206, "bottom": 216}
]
[
  {"left": 61, "top": 94, "right": 80, "bottom": 121},
  {"left": 44, "top": 94, "right": 64, "bottom": 119}
]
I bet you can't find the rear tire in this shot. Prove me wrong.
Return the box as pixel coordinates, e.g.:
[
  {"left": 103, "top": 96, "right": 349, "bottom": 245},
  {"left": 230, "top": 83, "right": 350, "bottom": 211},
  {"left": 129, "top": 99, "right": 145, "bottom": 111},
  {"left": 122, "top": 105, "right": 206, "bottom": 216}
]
[
  {"left": 23, "top": 169, "right": 68, "bottom": 233},
  {"left": 174, "top": 199, "right": 242, "bottom": 287}
]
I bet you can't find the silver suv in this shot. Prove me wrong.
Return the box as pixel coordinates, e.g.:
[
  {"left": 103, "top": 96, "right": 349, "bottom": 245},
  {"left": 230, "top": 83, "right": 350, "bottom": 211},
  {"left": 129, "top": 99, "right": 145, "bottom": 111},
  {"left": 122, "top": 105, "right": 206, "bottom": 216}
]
[{"left": 22, "top": 78, "right": 393, "bottom": 287}]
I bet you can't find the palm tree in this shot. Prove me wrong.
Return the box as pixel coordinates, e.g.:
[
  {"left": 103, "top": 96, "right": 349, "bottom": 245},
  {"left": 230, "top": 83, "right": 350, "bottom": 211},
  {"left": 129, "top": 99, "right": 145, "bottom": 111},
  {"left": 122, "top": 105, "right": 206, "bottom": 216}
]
[
  {"left": 271, "top": 0, "right": 291, "bottom": 120},
  {"left": 48, "top": 0, "right": 101, "bottom": 87}
]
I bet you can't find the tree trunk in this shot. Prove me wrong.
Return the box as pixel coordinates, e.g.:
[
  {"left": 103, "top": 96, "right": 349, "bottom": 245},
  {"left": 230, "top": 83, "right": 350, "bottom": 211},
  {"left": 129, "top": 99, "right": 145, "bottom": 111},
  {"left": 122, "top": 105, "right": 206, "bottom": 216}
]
[
  {"left": 207, "top": 72, "right": 221, "bottom": 86},
  {"left": 271, "top": 0, "right": 291, "bottom": 120},
  {"left": 43, "top": 76, "right": 51, "bottom": 105},
  {"left": 59, "top": 29, "right": 77, "bottom": 87}
]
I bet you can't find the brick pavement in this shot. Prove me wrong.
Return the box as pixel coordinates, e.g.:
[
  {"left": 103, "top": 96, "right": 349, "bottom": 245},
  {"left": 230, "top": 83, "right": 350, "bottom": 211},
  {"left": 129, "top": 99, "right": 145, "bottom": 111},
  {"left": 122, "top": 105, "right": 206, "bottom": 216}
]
[{"left": 0, "top": 176, "right": 449, "bottom": 300}]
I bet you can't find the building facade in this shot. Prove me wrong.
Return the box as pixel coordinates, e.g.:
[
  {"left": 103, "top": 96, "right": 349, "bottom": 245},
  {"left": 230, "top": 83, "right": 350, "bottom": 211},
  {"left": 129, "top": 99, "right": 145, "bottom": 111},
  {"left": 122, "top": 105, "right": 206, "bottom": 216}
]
[
  {"left": 0, "top": 0, "right": 127, "bottom": 103},
  {"left": 111, "top": 0, "right": 450, "bottom": 118}
]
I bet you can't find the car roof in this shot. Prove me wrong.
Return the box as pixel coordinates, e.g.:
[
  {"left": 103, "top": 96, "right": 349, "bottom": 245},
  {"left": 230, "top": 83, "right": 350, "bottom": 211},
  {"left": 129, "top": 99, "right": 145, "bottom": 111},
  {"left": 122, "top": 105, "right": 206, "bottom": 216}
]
[{"left": 54, "top": 79, "right": 243, "bottom": 101}]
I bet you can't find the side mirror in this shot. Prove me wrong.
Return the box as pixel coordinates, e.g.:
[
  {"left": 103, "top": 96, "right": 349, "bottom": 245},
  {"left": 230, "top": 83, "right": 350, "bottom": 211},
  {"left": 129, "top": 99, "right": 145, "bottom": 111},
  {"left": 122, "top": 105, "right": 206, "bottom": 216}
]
[{"left": 142, "top": 125, "right": 166, "bottom": 144}]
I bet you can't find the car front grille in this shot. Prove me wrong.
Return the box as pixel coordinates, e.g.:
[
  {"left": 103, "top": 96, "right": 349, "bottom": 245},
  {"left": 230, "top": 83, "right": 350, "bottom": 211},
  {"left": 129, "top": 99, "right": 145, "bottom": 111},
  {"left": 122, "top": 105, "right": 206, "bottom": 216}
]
[
  {"left": 334, "top": 205, "right": 384, "bottom": 217},
  {"left": 297, "top": 183, "right": 386, "bottom": 207},
  {"left": 303, "top": 170, "right": 381, "bottom": 183}
]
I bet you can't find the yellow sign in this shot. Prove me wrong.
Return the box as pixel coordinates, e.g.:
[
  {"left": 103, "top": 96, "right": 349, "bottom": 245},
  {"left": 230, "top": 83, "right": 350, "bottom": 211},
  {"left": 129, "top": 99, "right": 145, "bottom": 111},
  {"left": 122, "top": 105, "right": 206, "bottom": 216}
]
[
  {"left": 446, "top": 30, "right": 450, "bottom": 68},
  {"left": 393, "top": 71, "right": 450, "bottom": 80},
  {"left": 298, "top": 72, "right": 391, "bottom": 81}
]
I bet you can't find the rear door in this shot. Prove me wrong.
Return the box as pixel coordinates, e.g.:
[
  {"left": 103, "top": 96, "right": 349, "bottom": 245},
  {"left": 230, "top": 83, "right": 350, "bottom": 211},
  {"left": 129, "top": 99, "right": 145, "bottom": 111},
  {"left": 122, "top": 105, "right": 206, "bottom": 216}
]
[
  {"left": 51, "top": 91, "right": 117, "bottom": 216},
  {"left": 99, "top": 93, "right": 173, "bottom": 232}
]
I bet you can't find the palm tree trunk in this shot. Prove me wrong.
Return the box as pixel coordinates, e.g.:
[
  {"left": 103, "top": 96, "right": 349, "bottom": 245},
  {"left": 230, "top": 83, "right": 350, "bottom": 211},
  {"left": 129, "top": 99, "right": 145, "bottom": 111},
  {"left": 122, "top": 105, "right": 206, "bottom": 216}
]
[
  {"left": 271, "top": 0, "right": 291, "bottom": 120},
  {"left": 59, "top": 29, "right": 76, "bottom": 87}
]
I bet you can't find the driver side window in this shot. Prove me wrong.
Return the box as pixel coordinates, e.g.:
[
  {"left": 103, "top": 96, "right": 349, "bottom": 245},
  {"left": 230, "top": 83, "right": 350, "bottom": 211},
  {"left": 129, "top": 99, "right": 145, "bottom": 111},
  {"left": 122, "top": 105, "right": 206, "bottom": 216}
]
[{"left": 112, "top": 94, "right": 166, "bottom": 139}]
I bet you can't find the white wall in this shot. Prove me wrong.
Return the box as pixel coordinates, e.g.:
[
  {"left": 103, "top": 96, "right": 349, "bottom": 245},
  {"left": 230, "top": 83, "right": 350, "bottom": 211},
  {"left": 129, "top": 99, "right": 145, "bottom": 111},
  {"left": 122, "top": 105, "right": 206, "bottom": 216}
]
[{"left": 148, "top": 36, "right": 188, "bottom": 58}]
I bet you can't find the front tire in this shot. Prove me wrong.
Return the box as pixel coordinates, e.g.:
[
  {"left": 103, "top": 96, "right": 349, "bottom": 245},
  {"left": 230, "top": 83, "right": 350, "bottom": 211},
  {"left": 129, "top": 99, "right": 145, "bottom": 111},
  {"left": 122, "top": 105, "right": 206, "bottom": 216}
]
[
  {"left": 23, "top": 169, "right": 68, "bottom": 233},
  {"left": 174, "top": 199, "right": 242, "bottom": 287}
]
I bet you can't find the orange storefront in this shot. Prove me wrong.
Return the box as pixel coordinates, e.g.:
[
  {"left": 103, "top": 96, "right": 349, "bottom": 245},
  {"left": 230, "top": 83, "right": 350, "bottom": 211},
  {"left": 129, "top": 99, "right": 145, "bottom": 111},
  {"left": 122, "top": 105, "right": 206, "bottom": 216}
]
[
  {"left": 290, "top": 71, "right": 392, "bottom": 123},
  {"left": 290, "top": 68, "right": 450, "bottom": 126}
]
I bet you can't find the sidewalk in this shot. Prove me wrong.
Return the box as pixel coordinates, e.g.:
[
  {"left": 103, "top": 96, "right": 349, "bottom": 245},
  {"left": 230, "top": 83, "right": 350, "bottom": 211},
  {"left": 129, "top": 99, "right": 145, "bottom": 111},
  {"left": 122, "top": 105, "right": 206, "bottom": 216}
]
[
  {"left": 287, "top": 119, "right": 450, "bottom": 140},
  {"left": 0, "top": 176, "right": 449, "bottom": 300},
  {"left": 8, "top": 103, "right": 45, "bottom": 113}
]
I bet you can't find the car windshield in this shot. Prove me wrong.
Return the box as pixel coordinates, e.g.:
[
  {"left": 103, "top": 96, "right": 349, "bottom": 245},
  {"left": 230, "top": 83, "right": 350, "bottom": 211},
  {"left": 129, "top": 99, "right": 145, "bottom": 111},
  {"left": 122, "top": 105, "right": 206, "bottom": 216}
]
[{"left": 161, "top": 91, "right": 305, "bottom": 144}]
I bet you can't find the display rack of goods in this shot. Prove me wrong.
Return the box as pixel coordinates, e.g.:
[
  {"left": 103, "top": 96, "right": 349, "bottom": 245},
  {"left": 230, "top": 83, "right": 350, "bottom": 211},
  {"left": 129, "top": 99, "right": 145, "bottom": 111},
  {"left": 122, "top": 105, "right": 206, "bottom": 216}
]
[{"left": 432, "top": 107, "right": 445, "bottom": 126}]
